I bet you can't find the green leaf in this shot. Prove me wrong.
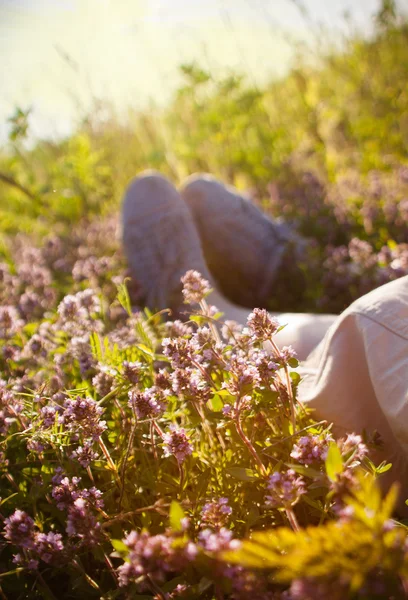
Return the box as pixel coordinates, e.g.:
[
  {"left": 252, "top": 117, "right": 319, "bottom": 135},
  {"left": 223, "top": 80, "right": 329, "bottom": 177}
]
[
  {"left": 0, "top": 493, "right": 18, "bottom": 507},
  {"left": 189, "top": 315, "right": 206, "bottom": 325},
  {"left": 169, "top": 500, "right": 186, "bottom": 532},
  {"left": 288, "top": 357, "right": 299, "bottom": 368},
  {"left": 111, "top": 539, "right": 128, "bottom": 554},
  {"left": 325, "top": 443, "right": 344, "bottom": 482},
  {"left": 226, "top": 467, "right": 258, "bottom": 482},
  {"left": 137, "top": 344, "right": 155, "bottom": 359},
  {"left": 246, "top": 505, "right": 260, "bottom": 528},
  {"left": 376, "top": 461, "right": 392, "bottom": 474},
  {"left": 286, "top": 463, "right": 323, "bottom": 479},
  {"left": 22, "top": 322, "right": 38, "bottom": 336},
  {"left": 134, "top": 317, "right": 154, "bottom": 349},
  {"left": 116, "top": 278, "right": 132, "bottom": 316},
  {"left": 208, "top": 394, "right": 224, "bottom": 412},
  {"left": 90, "top": 332, "right": 103, "bottom": 362},
  {"left": 289, "top": 371, "right": 301, "bottom": 385},
  {"left": 216, "top": 389, "right": 235, "bottom": 398}
]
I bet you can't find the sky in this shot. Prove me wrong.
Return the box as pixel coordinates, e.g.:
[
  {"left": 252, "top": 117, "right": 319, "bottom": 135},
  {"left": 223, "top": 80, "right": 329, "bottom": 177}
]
[{"left": 0, "top": 0, "right": 402, "bottom": 142}]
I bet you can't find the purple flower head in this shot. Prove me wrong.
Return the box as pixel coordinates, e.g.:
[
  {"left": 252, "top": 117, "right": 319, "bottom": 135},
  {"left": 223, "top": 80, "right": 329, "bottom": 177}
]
[
  {"left": 19, "top": 291, "right": 44, "bottom": 320},
  {"left": 122, "top": 360, "right": 142, "bottom": 384},
  {"left": 280, "top": 345, "right": 297, "bottom": 362},
  {"left": 117, "top": 530, "right": 196, "bottom": 588},
  {"left": 289, "top": 577, "right": 348, "bottom": 600},
  {"left": 0, "top": 306, "right": 24, "bottom": 339},
  {"left": 221, "top": 319, "right": 243, "bottom": 342},
  {"left": 66, "top": 498, "right": 101, "bottom": 546},
  {"left": 222, "top": 404, "right": 233, "bottom": 417},
  {"left": 71, "top": 442, "right": 100, "bottom": 468},
  {"left": 92, "top": 365, "right": 116, "bottom": 397},
  {"left": 51, "top": 467, "right": 64, "bottom": 485},
  {"left": 201, "top": 497, "right": 232, "bottom": 529},
  {"left": 27, "top": 438, "right": 46, "bottom": 453},
  {"left": 2, "top": 344, "right": 20, "bottom": 361},
  {"left": 57, "top": 294, "right": 87, "bottom": 323},
  {"left": 23, "top": 334, "right": 45, "bottom": 358},
  {"left": 171, "top": 368, "right": 211, "bottom": 403},
  {"left": 12, "top": 553, "right": 39, "bottom": 570},
  {"left": 181, "top": 270, "right": 211, "bottom": 304},
  {"left": 69, "top": 335, "right": 97, "bottom": 375},
  {"left": 0, "top": 409, "right": 14, "bottom": 435},
  {"left": 3, "top": 510, "right": 36, "bottom": 549},
  {"left": 76, "top": 289, "right": 101, "bottom": 314},
  {"left": 198, "top": 527, "right": 241, "bottom": 553},
  {"left": 155, "top": 368, "right": 172, "bottom": 390},
  {"left": 52, "top": 476, "right": 82, "bottom": 510},
  {"left": 34, "top": 531, "right": 64, "bottom": 564},
  {"left": 162, "top": 337, "right": 193, "bottom": 369},
  {"left": 339, "top": 433, "right": 369, "bottom": 463},
  {"left": 225, "top": 356, "right": 260, "bottom": 394},
  {"left": 18, "top": 259, "right": 52, "bottom": 289},
  {"left": 82, "top": 486, "right": 104, "bottom": 509},
  {"left": 163, "top": 425, "right": 192, "bottom": 463},
  {"left": 265, "top": 469, "right": 306, "bottom": 508},
  {"left": 252, "top": 349, "right": 279, "bottom": 384},
  {"left": 73, "top": 256, "right": 111, "bottom": 283},
  {"left": 247, "top": 309, "right": 280, "bottom": 341},
  {"left": 40, "top": 404, "right": 62, "bottom": 428},
  {"left": 290, "top": 434, "right": 332, "bottom": 465},
  {"left": 60, "top": 396, "right": 106, "bottom": 440},
  {"left": 164, "top": 320, "right": 193, "bottom": 338},
  {"left": 128, "top": 387, "right": 166, "bottom": 419},
  {"left": 58, "top": 291, "right": 103, "bottom": 337},
  {"left": 191, "top": 326, "right": 212, "bottom": 349},
  {"left": 0, "top": 381, "right": 14, "bottom": 407}
]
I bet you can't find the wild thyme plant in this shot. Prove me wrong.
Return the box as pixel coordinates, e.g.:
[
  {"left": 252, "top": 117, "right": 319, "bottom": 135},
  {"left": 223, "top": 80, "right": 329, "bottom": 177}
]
[{"left": 0, "top": 264, "right": 407, "bottom": 599}]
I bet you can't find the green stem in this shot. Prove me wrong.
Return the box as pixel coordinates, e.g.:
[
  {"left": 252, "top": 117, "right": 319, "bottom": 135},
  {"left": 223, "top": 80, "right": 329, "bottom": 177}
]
[
  {"left": 146, "top": 575, "right": 167, "bottom": 599},
  {"left": 97, "top": 384, "right": 124, "bottom": 407},
  {"left": 270, "top": 338, "right": 297, "bottom": 433},
  {"left": 234, "top": 410, "right": 267, "bottom": 477},
  {"left": 200, "top": 299, "right": 222, "bottom": 346},
  {"left": 285, "top": 507, "right": 300, "bottom": 531},
  {"left": 98, "top": 437, "right": 122, "bottom": 490}
]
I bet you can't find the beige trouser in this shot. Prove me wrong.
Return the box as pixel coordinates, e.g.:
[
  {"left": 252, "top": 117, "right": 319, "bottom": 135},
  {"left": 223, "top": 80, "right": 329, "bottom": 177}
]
[{"left": 299, "top": 275, "right": 408, "bottom": 513}]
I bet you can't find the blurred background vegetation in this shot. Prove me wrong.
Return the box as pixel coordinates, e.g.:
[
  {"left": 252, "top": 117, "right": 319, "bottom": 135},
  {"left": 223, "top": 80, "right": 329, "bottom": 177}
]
[{"left": 1, "top": 0, "right": 408, "bottom": 312}]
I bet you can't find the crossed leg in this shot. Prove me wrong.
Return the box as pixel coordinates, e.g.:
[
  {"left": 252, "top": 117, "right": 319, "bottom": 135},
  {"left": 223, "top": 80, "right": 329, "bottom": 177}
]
[{"left": 121, "top": 171, "right": 336, "bottom": 359}]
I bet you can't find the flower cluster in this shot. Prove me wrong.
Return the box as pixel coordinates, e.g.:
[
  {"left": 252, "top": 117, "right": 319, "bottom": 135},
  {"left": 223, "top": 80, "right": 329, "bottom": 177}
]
[
  {"left": 4, "top": 510, "right": 65, "bottom": 568},
  {"left": 265, "top": 469, "right": 306, "bottom": 508},
  {"left": 163, "top": 425, "right": 193, "bottom": 463},
  {"left": 0, "top": 306, "right": 24, "bottom": 339},
  {"left": 200, "top": 497, "right": 233, "bottom": 529},
  {"left": 339, "top": 433, "right": 369, "bottom": 462},
  {"left": 181, "top": 269, "right": 212, "bottom": 304},
  {"left": 60, "top": 396, "right": 106, "bottom": 440},
  {"left": 66, "top": 497, "right": 102, "bottom": 546},
  {"left": 290, "top": 434, "right": 332, "bottom": 465},
  {"left": 247, "top": 308, "right": 280, "bottom": 341},
  {"left": 128, "top": 387, "right": 166, "bottom": 419},
  {"left": 117, "top": 530, "right": 197, "bottom": 588}
]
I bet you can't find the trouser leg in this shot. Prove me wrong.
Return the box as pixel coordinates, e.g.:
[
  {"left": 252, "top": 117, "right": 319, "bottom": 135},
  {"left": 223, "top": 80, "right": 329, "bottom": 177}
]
[
  {"left": 180, "top": 173, "right": 306, "bottom": 310},
  {"left": 122, "top": 170, "right": 211, "bottom": 316}
]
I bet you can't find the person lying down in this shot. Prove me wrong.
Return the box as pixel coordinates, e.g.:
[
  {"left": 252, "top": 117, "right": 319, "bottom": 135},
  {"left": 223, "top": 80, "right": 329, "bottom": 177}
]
[{"left": 121, "top": 170, "right": 408, "bottom": 512}]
